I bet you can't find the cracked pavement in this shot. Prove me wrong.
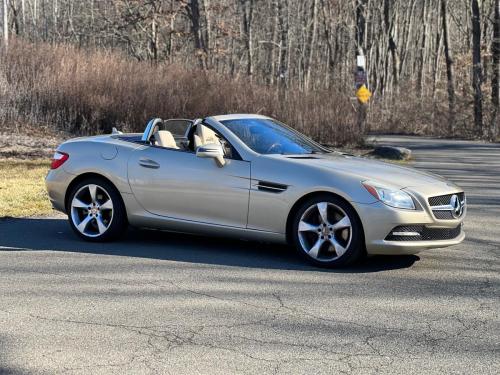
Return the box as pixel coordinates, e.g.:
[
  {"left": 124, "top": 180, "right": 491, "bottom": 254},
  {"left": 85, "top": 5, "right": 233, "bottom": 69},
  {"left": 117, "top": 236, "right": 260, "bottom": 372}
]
[{"left": 0, "top": 136, "right": 499, "bottom": 374}]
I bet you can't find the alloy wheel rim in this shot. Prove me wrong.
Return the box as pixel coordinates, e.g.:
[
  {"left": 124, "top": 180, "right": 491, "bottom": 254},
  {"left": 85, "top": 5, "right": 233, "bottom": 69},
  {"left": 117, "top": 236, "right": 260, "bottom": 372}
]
[
  {"left": 70, "top": 184, "right": 114, "bottom": 237},
  {"left": 298, "top": 202, "right": 352, "bottom": 261}
]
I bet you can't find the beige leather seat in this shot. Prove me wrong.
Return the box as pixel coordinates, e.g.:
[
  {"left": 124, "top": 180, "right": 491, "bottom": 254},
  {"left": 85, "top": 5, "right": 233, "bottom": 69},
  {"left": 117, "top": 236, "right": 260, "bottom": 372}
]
[
  {"left": 154, "top": 130, "right": 179, "bottom": 149},
  {"left": 194, "top": 125, "right": 221, "bottom": 148}
]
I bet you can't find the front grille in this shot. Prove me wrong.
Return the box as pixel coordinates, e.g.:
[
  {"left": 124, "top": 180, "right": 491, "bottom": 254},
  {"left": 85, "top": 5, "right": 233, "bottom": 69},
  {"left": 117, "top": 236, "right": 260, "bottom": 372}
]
[
  {"left": 385, "top": 225, "right": 462, "bottom": 241},
  {"left": 428, "top": 192, "right": 465, "bottom": 220},
  {"left": 428, "top": 192, "right": 465, "bottom": 207}
]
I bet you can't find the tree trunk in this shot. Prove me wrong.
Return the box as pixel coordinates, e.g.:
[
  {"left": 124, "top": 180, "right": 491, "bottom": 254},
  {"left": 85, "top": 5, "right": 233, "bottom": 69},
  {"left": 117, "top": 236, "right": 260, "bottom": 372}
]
[
  {"left": 2, "top": 0, "right": 8, "bottom": 48},
  {"left": 399, "top": 0, "right": 417, "bottom": 78},
  {"left": 384, "top": 0, "right": 400, "bottom": 93},
  {"left": 32, "top": 0, "right": 38, "bottom": 29},
  {"left": 10, "top": 1, "right": 19, "bottom": 36},
  {"left": 21, "top": 0, "right": 25, "bottom": 33},
  {"left": 441, "top": 0, "right": 456, "bottom": 133},
  {"left": 304, "top": 0, "right": 318, "bottom": 91},
  {"left": 277, "top": 0, "right": 288, "bottom": 94},
  {"left": 356, "top": 1, "right": 368, "bottom": 135},
  {"left": 201, "top": 0, "right": 211, "bottom": 67},
  {"left": 417, "top": 0, "right": 429, "bottom": 97},
  {"left": 167, "top": 2, "right": 175, "bottom": 62},
  {"left": 187, "top": 0, "right": 207, "bottom": 69},
  {"left": 321, "top": 0, "right": 340, "bottom": 89},
  {"left": 356, "top": 0, "right": 367, "bottom": 55},
  {"left": 491, "top": 0, "right": 499, "bottom": 138},
  {"left": 240, "top": 0, "right": 254, "bottom": 78},
  {"left": 53, "top": 0, "right": 57, "bottom": 39},
  {"left": 472, "top": 0, "right": 483, "bottom": 136},
  {"left": 432, "top": 28, "right": 443, "bottom": 100},
  {"left": 265, "top": 0, "right": 278, "bottom": 86},
  {"left": 150, "top": 17, "right": 158, "bottom": 62}
]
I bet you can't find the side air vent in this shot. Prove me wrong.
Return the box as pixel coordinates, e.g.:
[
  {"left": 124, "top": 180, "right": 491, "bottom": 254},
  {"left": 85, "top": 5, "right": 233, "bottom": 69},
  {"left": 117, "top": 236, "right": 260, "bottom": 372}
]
[{"left": 256, "top": 181, "right": 288, "bottom": 193}]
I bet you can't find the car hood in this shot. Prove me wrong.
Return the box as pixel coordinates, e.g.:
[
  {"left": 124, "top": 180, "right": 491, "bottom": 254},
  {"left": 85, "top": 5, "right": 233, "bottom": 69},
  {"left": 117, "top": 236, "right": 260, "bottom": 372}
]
[{"left": 277, "top": 153, "right": 453, "bottom": 189}]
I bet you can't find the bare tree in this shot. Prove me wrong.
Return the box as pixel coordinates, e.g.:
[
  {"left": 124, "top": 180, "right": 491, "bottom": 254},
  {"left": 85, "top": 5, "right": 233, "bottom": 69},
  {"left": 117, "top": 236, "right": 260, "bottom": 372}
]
[
  {"left": 384, "top": 0, "right": 400, "bottom": 93},
  {"left": 240, "top": 0, "right": 254, "bottom": 78},
  {"left": 492, "top": 0, "right": 499, "bottom": 138},
  {"left": 417, "top": 0, "right": 429, "bottom": 97},
  {"left": 442, "top": 0, "right": 456, "bottom": 133},
  {"left": 277, "top": 0, "right": 289, "bottom": 92},
  {"left": 21, "top": 0, "right": 25, "bottom": 32},
  {"left": 303, "top": 0, "right": 318, "bottom": 90},
  {"left": 472, "top": 0, "right": 483, "bottom": 135},
  {"left": 1, "top": 0, "right": 499, "bottom": 139},
  {"left": 186, "top": 0, "right": 208, "bottom": 69},
  {"left": 2, "top": 0, "right": 8, "bottom": 48}
]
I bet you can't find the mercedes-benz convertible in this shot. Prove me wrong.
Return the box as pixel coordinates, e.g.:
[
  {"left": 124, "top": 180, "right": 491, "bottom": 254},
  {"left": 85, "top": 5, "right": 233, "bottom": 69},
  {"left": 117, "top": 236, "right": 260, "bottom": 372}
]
[{"left": 46, "top": 114, "right": 466, "bottom": 267}]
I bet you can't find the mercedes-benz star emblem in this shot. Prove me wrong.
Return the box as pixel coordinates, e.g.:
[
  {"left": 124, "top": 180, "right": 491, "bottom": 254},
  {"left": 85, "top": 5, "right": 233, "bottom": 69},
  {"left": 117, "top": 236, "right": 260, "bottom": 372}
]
[{"left": 450, "top": 194, "right": 464, "bottom": 218}]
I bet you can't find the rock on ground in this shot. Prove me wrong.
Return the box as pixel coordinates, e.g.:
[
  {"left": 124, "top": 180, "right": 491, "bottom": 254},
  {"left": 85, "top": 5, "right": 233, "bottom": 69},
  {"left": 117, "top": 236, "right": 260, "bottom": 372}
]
[{"left": 370, "top": 145, "right": 412, "bottom": 160}]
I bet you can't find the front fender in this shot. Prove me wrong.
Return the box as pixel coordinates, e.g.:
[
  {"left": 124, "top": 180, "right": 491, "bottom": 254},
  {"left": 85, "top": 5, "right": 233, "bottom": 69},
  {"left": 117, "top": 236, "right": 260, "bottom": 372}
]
[{"left": 247, "top": 156, "right": 375, "bottom": 234}]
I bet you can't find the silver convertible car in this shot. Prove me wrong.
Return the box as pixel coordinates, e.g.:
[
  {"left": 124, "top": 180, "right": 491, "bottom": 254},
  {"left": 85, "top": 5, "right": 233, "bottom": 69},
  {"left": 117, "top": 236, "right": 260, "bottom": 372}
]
[{"left": 46, "top": 114, "right": 466, "bottom": 267}]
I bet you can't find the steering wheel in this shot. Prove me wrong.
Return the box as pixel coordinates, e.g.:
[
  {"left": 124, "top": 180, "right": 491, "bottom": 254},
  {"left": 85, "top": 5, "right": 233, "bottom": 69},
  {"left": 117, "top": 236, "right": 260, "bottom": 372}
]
[{"left": 266, "top": 142, "right": 283, "bottom": 154}]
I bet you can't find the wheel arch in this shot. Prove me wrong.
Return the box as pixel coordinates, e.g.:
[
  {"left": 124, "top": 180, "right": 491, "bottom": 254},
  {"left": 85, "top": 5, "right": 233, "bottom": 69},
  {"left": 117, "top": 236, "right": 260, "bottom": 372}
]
[
  {"left": 64, "top": 172, "right": 127, "bottom": 219},
  {"left": 285, "top": 191, "right": 366, "bottom": 246}
]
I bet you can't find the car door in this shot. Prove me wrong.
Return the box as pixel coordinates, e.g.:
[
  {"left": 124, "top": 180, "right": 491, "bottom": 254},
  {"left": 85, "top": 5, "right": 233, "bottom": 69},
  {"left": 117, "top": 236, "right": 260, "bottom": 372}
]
[{"left": 128, "top": 146, "right": 251, "bottom": 228}]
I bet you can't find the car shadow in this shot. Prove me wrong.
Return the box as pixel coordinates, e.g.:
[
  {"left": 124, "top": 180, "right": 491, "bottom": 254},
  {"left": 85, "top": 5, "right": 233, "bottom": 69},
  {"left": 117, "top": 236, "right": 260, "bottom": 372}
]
[{"left": 0, "top": 217, "right": 419, "bottom": 273}]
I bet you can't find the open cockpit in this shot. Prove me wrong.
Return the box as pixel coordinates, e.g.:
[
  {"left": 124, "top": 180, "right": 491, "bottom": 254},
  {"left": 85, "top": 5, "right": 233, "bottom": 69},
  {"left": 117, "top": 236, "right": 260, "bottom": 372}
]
[{"left": 114, "top": 118, "right": 226, "bottom": 153}]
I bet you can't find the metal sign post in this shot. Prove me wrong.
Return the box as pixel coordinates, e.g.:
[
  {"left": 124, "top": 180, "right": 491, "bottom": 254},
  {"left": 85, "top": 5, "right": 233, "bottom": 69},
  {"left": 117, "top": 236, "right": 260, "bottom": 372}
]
[{"left": 355, "top": 54, "right": 371, "bottom": 134}]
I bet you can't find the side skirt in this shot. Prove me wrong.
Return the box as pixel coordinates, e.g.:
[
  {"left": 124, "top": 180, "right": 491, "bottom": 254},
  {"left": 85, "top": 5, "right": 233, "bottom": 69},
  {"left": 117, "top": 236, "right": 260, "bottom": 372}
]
[{"left": 122, "top": 193, "right": 286, "bottom": 244}]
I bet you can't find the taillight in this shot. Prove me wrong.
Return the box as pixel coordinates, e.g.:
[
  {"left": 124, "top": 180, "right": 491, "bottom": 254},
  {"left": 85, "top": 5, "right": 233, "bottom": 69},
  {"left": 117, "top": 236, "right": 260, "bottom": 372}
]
[{"left": 50, "top": 151, "right": 69, "bottom": 169}]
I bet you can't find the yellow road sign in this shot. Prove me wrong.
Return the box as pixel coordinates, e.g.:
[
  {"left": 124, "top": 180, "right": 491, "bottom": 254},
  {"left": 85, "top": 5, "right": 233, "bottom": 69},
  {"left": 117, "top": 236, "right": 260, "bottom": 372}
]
[{"left": 356, "top": 85, "right": 372, "bottom": 104}]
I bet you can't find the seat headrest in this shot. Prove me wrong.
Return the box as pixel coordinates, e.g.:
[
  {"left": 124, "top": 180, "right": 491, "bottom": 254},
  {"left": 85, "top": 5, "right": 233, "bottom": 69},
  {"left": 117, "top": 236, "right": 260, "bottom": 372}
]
[
  {"left": 196, "top": 125, "right": 220, "bottom": 146},
  {"left": 154, "top": 130, "right": 179, "bottom": 149}
]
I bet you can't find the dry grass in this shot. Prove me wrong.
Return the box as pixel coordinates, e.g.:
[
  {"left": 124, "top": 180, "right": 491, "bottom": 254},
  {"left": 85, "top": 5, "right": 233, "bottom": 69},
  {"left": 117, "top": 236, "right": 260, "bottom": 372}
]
[
  {"left": 0, "top": 39, "right": 493, "bottom": 147},
  {"left": 0, "top": 159, "right": 54, "bottom": 217},
  {"left": 0, "top": 39, "right": 359, "bottom": 146}
]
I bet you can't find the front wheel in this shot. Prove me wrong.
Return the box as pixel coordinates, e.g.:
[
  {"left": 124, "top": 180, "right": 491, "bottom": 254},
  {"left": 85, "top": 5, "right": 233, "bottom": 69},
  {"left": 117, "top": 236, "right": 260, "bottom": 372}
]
[
  {"left": 291, "top": 195, "right": 365, "bottom": 267},
  {"left": 67, "top": 178, "right": 127, "bottom": 242}
]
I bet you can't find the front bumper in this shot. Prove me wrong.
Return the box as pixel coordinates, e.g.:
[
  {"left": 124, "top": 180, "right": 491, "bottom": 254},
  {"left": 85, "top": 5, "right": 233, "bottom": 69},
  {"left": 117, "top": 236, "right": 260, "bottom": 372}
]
[
  {"left": 368, "top": 231, "right": 465, "bottom": 255},
  {"left": 352, "top": 200, "right": 465, "bottom": 255}
]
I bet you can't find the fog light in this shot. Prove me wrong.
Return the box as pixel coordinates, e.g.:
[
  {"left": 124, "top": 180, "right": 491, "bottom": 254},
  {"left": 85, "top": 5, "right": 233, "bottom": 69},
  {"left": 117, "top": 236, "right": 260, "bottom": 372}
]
[
  {"left": 391, "top": 231, "right": 421, "bottom": 237},
  {"left": 385, "top": 225, "right": 424, "bottom": 241}
]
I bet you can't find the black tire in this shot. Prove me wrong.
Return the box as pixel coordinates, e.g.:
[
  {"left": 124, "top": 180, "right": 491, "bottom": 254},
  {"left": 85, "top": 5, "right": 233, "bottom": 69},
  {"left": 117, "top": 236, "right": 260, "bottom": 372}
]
[
  {"left": 67, "top": 177, "right": 127, "bottom": 242},
  {"left": 291, "top": 194, "right": 365, "bottom": 268}
]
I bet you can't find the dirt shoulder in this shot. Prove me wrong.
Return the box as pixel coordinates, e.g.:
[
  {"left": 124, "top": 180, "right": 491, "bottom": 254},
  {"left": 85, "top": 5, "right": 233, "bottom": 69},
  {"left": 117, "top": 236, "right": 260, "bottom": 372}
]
[{"left": 0, "top": 129, "right": 65, "bottom": 160}]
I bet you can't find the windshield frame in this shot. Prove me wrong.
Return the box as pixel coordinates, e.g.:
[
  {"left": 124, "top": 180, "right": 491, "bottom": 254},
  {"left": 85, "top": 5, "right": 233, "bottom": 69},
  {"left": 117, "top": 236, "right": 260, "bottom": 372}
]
[{"left": 220, "top": 117, "right": 334, "bottom": 156}]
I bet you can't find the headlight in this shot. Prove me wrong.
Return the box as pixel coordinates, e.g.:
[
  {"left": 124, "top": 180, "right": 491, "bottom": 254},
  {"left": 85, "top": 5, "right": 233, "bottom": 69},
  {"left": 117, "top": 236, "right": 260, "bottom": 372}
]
[{"left": 362, "top": 182, "right": 416, "bottom": 210}]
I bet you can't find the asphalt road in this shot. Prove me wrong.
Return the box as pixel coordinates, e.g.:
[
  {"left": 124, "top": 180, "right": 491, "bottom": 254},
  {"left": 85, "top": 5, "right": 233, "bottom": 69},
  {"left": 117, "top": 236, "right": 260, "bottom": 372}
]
[{"left": 0, "top": 136, "right": 499, "bottom": 374}]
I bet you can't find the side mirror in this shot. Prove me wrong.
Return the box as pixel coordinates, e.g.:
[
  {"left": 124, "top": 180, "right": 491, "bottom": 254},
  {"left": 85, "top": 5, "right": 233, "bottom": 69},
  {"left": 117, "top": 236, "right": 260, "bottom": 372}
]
[{"left": 196, "top": 143, "right": 226, "bottom": 167}]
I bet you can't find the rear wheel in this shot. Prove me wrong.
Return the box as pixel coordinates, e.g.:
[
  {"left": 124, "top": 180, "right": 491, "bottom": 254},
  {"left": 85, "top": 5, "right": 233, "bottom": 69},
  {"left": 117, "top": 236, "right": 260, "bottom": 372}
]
[
  {"left": 67, "top": 178, "right": 126, "bottom": 241},
  {"left": 291, "top": 195, "right": 365, "bottom": 267}
]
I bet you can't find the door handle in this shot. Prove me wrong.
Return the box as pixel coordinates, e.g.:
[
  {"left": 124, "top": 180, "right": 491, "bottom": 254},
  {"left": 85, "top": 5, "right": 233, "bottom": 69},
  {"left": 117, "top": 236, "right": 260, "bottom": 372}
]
[{"left": 139, "top": 158, "right": 160, "bottom": 169}]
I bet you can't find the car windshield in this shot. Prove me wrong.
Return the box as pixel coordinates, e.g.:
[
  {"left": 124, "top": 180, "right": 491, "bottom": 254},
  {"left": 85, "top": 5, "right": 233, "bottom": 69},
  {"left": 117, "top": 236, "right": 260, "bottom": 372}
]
[{"left": 221, "top": 118, "right": 330, "bottom": 155}]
